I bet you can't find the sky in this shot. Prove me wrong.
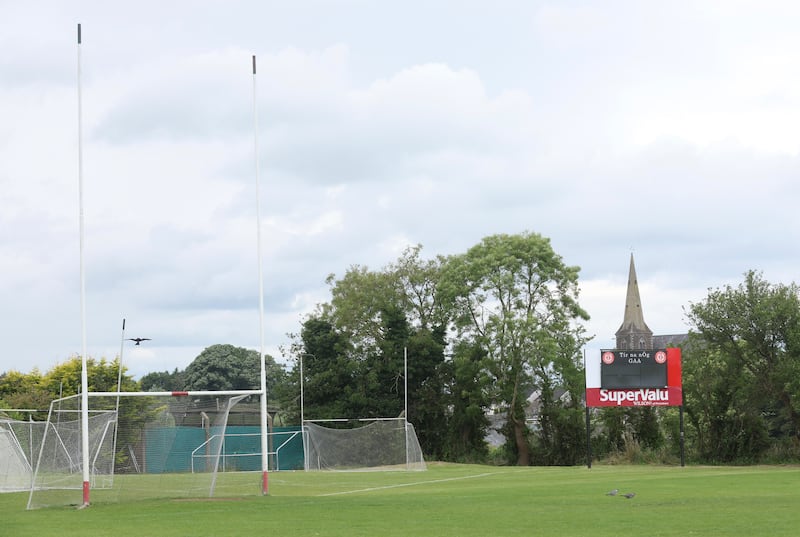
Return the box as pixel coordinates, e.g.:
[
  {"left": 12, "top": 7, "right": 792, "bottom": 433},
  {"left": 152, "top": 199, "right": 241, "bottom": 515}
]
[{"left": 2, "top": 0, "right": 799, "bottom": 380}]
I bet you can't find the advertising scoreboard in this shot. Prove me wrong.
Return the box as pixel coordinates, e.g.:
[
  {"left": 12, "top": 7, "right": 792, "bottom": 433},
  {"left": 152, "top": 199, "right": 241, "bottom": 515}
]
[{"left": 585, "top": 348, "right": 682, "bottom": 407}]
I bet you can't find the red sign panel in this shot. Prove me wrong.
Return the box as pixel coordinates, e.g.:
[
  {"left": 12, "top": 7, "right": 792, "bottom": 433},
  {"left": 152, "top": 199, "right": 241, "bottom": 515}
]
[
  {"left": 586, "top": 347, "right": 682, "bottom": 407},
  {"left": 585, "top": 386, "right": 683, "bottom": 407}
]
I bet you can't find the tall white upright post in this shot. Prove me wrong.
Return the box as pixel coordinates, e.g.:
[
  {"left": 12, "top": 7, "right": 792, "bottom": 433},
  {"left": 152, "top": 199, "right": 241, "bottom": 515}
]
[
  {"left": 77, "top": 22, "right": 91, "bottom": 508},
  {"left": 252, "top": 55, "right": 269, "bottom": 495}
]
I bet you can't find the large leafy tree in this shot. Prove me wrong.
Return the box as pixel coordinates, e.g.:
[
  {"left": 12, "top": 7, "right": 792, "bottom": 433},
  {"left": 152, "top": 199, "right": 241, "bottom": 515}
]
[
  {"left": 682, "top": 343, "right": 768, "bottom": 462},
  {"left": 140, "top": 368, "right": 185, "bottom": 392},
  {"left": 183, "top": 344, "right": 285, "bottom": 392},
  {"left": 439, "top": 232, "right": 590, "bottom": 465},
  {"left": 291, "top": 316, "right": 357, "bottom": 421},
  {"left": 39, "top": 356, "right": 137, "bottom": 395},
  {"left": 294, "top": 246, "right": 457, "bottom": 458},
  {"left": 685, "top": 271, "right": 800, "bottom": 460},
  {"left": 0, "top": 357, "right": 139, "bottom": 421},
  {"left": 531, "top": 325, "right": 590, "bottom": 465},
  {"left": 0, "top": 369, "right": 52, "bottom": 419},
  {"left": 443, "top": 341, "right": 491, "bottom": 462}
]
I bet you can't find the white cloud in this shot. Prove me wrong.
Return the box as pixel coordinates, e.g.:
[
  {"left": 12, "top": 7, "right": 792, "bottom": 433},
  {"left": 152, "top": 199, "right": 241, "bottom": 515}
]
[{"left": 2, "top": 1, "right": 800, "bottom": 381}]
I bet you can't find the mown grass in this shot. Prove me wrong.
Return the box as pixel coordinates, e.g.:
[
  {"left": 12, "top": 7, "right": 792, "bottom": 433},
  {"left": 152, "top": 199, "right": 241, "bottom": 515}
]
[{"left": 3, "top": 463, "right": 799, "bottom": 537}]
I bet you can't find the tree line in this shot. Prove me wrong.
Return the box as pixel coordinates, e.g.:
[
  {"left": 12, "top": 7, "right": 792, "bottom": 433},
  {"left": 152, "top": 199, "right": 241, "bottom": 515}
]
[{"left": 2, "top": 232, "right": 799, "bottom": 465}]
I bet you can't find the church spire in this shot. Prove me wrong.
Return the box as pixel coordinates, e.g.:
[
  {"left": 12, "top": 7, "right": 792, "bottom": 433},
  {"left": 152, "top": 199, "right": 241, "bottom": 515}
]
[{"left": 615, "top": 253, "right": 653, "bottom": 349}]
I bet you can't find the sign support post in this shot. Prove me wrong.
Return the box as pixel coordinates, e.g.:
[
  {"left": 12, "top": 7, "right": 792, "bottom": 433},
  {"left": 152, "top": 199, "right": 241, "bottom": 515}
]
[{"left": 585, "top": 407, "right": 592, "bottom": 469}]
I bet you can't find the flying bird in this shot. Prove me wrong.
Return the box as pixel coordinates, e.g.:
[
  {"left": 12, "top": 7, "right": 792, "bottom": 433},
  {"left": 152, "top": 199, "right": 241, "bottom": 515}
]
[
  {"left": 623, "top": 492, "right": 636, "bottom": 499},
  {"left": 606, "top": 489, "right": 619, "bottom": 496},
  {"left": 127, "top": 338, "right": 151, "bottom": 346}
]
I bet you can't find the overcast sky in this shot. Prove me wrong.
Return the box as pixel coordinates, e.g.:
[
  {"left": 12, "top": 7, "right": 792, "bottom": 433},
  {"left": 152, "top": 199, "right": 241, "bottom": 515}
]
[{"left": 2, "top": 1, "right": 798, "bottom": 380}]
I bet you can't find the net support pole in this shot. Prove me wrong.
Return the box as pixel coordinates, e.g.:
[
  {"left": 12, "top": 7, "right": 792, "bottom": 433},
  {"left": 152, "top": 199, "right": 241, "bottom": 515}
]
[
  {"left": 300, "top": 353, "right": 307, "bottom": 471},
  {"left": 110, "top": 318, "right": 126, "bottom": 482},
  {"left": 404, "top": 347, "right": 409, "bottom": 470},
  {"left": 76, "top": 22, "right": 91, "bottom": 508},
  {"left": 252, "top": 54, "right": 269, "bottom": 495}
]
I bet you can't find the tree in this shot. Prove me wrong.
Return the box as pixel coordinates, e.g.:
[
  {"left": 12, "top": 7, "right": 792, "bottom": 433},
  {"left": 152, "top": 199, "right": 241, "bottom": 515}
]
[
  {"left": 388, "top": 244, "right": 450, "bottom": 330},
  {"left": 439, "top": 232, "right": 590, "bottom": 465},
  {"left": 531, "top": 326, "right": 589, "bottom": 465},
  {"left": 183, "top": 344, "right": 285, "bottom": 392},
  {"left": 0, "top": 357, "right": 140, "bottom": 422},
  {"left": 443, "top": 341, "right": 491, "bottom": 462},
  {"left": 405, "top": 325, "right": 449, "bottom": 459},
  {"left": 682, "top": 342, "right": 768, "bottom": 462},
  {"left": 685, "top": 271, "right": 800, "bottom": 460},
  {"left": 38, "top": 355, "right": 137, "bottom": 396},
  {"left": 0, "top": 369, "right": 52, "bottom": 419},
  {"left": 291, "top": 316, "right": 358, "bottom": 421},
  {"left": 325, "top": 265, "right": 395, "bottom": 360},
  {"left": 140, "top": 368, "right": 185, "bottom": 392}
]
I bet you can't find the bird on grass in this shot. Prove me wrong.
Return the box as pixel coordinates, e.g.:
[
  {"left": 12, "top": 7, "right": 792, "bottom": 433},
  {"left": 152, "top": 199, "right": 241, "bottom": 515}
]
[
  {"left": 606, "top": 489, "right": 619, "bottom": 496},
  {"left": 127, "top": 338, "right": 151, "bottom": 345},
  {"left": 623, "top": 492, "right": 636, "bottom": 499}
]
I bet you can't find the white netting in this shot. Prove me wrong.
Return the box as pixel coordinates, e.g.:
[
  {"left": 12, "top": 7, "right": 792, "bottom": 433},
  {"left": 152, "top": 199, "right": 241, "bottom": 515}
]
[
  {"left": 304, "top": 419, "right": 426, "bottom": 471},
  {"left": 0, "top": 420, "right": 42, "bottom": 492},
  {"left": 27, "top": 392, "right": 261, "bottom": 509}
]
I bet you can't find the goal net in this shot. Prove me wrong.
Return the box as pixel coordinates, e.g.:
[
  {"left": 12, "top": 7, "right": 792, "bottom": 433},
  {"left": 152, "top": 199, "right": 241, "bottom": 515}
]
[
  {"left": 26, "top": 390, "right": 262, "bottom": 509},
  {"left": 304, "top": 418, "right": 426, "bottom": 471},
  {"left": 0, "top": 419, "right": 44, "bottom": 492}
]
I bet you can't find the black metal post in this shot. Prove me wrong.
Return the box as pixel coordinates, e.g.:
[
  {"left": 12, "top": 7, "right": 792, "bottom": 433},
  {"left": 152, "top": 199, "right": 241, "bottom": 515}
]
[{"left": 585, "top": 406, "right": 592, "bottom": 468}]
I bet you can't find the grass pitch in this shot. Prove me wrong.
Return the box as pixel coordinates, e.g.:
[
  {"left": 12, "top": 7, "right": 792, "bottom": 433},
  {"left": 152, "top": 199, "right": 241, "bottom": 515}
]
[{"left": 4, "top": 463, "right": 799, "bottom": 536}]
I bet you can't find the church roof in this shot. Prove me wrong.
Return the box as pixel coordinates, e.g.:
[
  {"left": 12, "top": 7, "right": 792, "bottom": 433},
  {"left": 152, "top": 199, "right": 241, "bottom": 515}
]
[{"left": 615, "top": 253, "right": 652, "bottom": 336}]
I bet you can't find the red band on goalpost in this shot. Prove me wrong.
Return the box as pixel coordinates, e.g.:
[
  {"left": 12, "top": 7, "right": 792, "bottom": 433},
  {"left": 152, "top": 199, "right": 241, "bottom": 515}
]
[{"left": 171, "top": 391, "right": 190, "bottom": 397}]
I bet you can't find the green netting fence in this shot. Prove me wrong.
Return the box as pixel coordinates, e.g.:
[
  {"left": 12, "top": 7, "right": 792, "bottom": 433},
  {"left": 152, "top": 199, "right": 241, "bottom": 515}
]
[{"left": 141, "top": 426, "right": 303, "bottom": 473}]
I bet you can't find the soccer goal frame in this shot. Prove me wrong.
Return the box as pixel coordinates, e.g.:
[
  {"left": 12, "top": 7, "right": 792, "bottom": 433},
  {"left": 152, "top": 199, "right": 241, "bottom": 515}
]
[
  {"left": 0, "top": 408, "right": 72, "bottom": 494},
  {"left": 298, "top": 348, "right": 425, "bottom": 472},
  {"left": 302, "top": 416, "right": 426, "bottom": 472},
  {"left": 0, "top": 419, "right": 35, "bottom": 493},
  {"left": 26, "top": 389, "right": 265, "bottom": 509}
]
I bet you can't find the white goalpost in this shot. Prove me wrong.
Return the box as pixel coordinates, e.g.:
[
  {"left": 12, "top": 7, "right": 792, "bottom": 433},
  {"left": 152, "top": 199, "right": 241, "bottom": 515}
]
[
  {"left": 0, "top": 409, "right": 59, "bottom": 494},
  {"left": 0, "top": 419, "right": 40, "bottom": 493},
  {"left": 299, "top": 348, "right": 426, "bottom": 472},
  {"left": 303, "top": 417, "right": 426, "bottom": 472},
  {"left": 26, "top": 390, "right": 263, "bottom": 510},
  {"left": 68, "top": 25, "right": 271, "bottom": 507}
]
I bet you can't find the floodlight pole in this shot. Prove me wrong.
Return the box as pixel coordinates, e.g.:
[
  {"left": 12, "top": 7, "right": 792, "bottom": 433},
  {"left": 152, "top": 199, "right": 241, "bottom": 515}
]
[
  {"left": 252, "top": 55, "right": 269, "bottom": 495},
  {"left": 77, "top": 22, "right": 91, "bottom": 508}
]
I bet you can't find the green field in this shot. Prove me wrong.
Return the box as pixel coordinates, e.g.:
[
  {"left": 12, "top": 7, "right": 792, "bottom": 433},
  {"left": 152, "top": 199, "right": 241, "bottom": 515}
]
[{"left": 4, "top": 464, "right": 799, "bottom": 536}]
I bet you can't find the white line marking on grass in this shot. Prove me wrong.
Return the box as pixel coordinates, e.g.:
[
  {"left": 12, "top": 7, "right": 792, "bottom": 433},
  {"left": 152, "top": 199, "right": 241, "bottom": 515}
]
[{"left": 320, "top": 472, "right": 503, "bottom": 496}]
